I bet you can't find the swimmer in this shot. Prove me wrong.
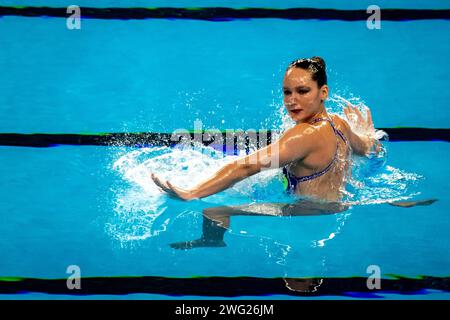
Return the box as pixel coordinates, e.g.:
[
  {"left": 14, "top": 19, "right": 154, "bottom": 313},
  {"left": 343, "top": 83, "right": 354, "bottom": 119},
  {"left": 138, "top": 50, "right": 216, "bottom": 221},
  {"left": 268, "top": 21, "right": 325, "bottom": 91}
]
[
  {"left": 151, "top": 57, "right": 436, "bottom": 248},
  {"left": 154, "top": 57, "right": 379, "bottom": 201}
]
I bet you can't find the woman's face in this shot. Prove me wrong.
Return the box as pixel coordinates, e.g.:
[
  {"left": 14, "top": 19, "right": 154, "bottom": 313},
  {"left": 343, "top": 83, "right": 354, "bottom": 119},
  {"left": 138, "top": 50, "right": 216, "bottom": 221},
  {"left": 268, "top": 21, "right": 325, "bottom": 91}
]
[{"left": 283, "top": 67, "right": 328, "bottom": 123}]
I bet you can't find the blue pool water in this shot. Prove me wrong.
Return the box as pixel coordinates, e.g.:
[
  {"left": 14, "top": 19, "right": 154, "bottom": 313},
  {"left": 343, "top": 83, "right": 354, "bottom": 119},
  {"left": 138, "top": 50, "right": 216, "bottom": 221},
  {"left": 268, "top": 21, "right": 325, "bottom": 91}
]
[{"left": 0, "top": 1, "right": 449, "bottom": 299}]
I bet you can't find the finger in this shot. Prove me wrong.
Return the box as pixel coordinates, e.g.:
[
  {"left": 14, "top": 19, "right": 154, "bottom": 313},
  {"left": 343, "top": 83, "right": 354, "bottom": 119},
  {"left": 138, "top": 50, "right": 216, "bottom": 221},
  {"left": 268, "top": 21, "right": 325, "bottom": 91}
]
[
  {"left": 167, "top": 181, "right": 184, "bottom": 196},
  {"left": 166, "top": 181, "right": 181, "bottom": 197},
  {"left": 151, "top": 173, "right": 163, "bottom": 186},
  {"left": 343, "top": 110, "right": 349, "bottom": 119},
  {"left": 166, "top": 180, "right": 176, "bottom": 193},
  {"left": 344, "top": 104, "right": 351, "bottom": 113},
  {"left": 345, "top": 102, "right": 355, "bottom": 113},
  {"left": 343, "top": 105, "right": 353, "bottom": 119},
  {"left": 153, "top": 178, "right": 166, "bottom": 191},
  {"left": 152, "top": 174, "right": 170, "bottom": 192},
  {"left": 366, "top": 107, "right": 373, "bottom": 126},
  {"left": 165, "top": 181, "right": 185, "bottom": 199},
  {"left": 344, "top": 110, "right": 358, "bottom": 123},
  {"left": 352, "top": 105, "right": 364, "bottom": 121}
]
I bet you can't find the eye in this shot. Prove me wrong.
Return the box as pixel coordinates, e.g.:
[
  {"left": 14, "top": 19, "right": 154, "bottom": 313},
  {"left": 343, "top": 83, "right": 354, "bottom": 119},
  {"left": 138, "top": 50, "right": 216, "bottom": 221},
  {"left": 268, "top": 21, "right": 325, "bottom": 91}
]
[
  {"left": 296, "top": 88, "right": 309, "bottom": 95},
  {"left": 283, "top": 90, "right": 291, "bottom": 95}
]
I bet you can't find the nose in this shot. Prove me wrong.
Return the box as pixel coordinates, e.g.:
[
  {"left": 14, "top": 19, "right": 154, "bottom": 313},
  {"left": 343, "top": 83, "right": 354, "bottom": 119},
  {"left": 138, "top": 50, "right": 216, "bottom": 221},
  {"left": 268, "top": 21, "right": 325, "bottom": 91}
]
[{"left": 284, "top": 92, "right": 299, "bottom": 107}]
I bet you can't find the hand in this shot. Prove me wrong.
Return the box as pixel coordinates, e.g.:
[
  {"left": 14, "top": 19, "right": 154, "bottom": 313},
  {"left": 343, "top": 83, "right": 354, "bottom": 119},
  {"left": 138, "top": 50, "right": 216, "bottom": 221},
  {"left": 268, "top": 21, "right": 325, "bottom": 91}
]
[
  {"left": 151, "top": 173, "right": 195, "bottom": 201},
  {"left": 343, "top": 102, "right": 375, "bottom": 135},
  {"left": 344, "top": 103, "right": 381, "bottom": 154}
]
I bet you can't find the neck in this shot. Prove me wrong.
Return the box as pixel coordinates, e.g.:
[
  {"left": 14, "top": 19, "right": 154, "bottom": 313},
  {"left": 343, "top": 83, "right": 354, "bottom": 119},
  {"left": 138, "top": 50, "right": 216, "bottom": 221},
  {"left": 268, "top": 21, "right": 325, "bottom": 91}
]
[{"left": 297, "top": 106, "right": 328, "bottom": 124}]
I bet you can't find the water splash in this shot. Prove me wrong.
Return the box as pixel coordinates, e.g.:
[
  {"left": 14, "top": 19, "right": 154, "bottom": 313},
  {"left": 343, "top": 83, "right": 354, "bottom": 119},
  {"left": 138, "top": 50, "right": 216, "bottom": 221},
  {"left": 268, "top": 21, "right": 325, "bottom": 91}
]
[
  {"left": 329, "top": 94, "right": 388, "bottom": 141},
  {"left": 106, "top": 143, "right": 289, "bottom": 245},
  {"left": 347, "top": 164, "right": 423, "bottom": 205},
  {"left": 105, "top": 147, "right": 171, "bottom": 246},
  {"left": 105, "top": 94, "right": 423, "bottom": 246}
]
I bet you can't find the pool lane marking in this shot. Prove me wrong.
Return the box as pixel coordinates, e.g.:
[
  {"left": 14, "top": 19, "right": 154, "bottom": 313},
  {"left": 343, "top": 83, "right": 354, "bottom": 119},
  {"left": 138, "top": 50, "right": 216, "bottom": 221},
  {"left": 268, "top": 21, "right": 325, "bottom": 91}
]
[
  {"left": 0, "top": 7, "right": 449, "bottom": 21},
  {"left": 0, "top": 275, "right": 448, "bottom": 297},
  {"left": 0, "top": 128, "right": 448, "bottom": 148}
]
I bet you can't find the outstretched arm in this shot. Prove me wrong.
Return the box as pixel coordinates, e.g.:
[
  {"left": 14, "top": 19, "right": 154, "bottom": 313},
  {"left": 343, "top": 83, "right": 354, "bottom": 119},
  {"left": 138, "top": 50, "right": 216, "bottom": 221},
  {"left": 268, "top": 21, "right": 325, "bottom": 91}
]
[
  {"left": 342, "top": 103, "right": 380, "bottom": 156},
  {"left": 151, "top": 124, "right": 316, "bottom": 201}
]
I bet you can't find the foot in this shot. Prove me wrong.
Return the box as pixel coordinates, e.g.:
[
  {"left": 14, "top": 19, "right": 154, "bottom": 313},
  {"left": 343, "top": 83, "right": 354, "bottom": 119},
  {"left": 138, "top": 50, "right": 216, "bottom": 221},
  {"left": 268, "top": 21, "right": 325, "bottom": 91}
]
[
  {"left": 170, "top": 238, "right": 227, "bottom": 250},
  {"left": 388, "top": 198, "right": 438, "bottom": 208}
]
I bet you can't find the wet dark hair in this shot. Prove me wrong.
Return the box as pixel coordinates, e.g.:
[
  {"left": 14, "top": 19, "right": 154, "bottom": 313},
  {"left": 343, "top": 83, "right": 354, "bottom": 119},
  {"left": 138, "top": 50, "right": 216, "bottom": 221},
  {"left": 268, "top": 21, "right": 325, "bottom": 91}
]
[{"left": 287, "top": 56, "right": 327, "bottom": 88}]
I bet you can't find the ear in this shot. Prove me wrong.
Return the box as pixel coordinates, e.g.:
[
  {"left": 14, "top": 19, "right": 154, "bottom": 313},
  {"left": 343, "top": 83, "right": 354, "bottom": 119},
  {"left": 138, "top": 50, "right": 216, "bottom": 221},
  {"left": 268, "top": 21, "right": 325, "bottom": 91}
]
[{"left": 320, "top": 85, "right": 329, "bottom": 102}]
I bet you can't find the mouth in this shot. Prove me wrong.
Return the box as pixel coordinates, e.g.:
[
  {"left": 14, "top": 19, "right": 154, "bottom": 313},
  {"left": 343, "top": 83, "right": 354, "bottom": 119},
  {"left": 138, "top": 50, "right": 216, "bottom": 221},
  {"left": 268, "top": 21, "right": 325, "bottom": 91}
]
[{"left": 289, "top": 109, "right": 303, "bottom": 115}]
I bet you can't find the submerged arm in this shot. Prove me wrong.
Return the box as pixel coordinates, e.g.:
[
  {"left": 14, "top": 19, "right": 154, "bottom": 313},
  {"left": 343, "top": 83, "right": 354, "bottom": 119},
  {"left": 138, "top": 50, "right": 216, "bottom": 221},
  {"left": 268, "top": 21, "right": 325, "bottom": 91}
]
[{"left": 151, "top": 124, "right": 315, "bottom": 201}]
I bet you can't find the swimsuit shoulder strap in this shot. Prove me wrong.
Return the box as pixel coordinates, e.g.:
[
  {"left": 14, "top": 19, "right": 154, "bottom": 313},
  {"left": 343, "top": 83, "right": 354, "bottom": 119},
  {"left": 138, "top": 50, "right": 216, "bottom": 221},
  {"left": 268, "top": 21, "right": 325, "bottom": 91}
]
[
  {"left": 309, "top": 117, "right": 329, "bottom": 125},
  {"left": 309, "top": 117, "right": 348, "bottom": 145}
]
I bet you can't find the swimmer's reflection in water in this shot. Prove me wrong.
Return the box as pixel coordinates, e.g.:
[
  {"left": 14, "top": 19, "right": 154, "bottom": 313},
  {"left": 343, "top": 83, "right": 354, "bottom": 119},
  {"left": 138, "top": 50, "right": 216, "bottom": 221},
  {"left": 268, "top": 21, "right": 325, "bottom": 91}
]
[
  {"left": 168, "top": 198, "right": 436, "bottom": 293},
  {"left": 169, "top": 200, "right": 347, "bottom": 250},
  {"left": 169, "top": 198, "right": 437, "bottom": 250},
  {"left": 169, "top": 200, "right": 346, "bottom": 293},
  {"left": 171, "top": 200, "right": 347, "bottom": 249}
]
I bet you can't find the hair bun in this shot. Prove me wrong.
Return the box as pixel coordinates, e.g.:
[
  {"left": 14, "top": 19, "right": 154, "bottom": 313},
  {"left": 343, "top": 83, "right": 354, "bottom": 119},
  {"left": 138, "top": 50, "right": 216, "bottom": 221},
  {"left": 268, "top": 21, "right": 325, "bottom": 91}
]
[{"left": 311, "top": 56, "right": 326, "bottom": 70}]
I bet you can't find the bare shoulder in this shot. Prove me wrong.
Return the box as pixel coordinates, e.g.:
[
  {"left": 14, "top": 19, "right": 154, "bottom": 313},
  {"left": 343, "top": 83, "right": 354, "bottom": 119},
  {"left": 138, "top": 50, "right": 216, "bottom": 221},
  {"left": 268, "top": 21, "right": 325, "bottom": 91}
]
[
  {"left": 278, "top": 122, "right": 322, "bottom": 153},
  {"left": 330, "top": 114, "right": 351, "bottom": 135},
  {"left": 285, "top": 122, "right": 318, "bottom": 136}
]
